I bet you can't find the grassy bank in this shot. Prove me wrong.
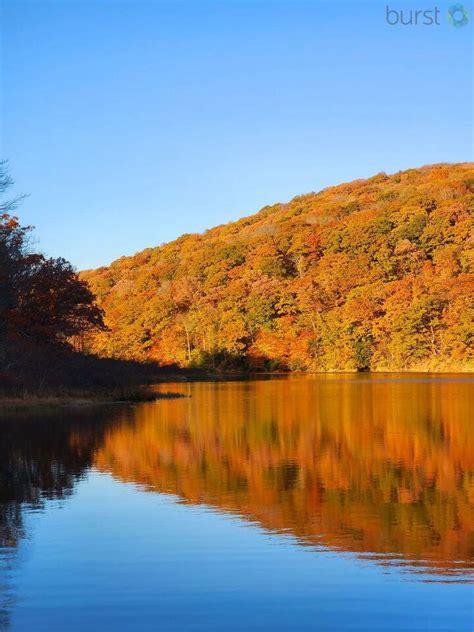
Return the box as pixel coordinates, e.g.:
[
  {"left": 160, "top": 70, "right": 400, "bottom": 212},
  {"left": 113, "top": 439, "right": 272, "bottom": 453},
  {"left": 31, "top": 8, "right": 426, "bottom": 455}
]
[{"left": 0, "top": 386, "right": 188, "bottom": 411}]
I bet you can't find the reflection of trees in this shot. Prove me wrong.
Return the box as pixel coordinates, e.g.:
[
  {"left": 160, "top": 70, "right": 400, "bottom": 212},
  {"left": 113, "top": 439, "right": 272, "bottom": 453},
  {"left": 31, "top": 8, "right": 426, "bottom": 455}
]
[
  {"left": 0, "top": 377, "right": 472, "bottom": 632},
  {"left": 95, "top": 378, "right": 474, "bottom": 578},
  {"left": 0, "top": 407, "right": 130, "bottom": 629}
]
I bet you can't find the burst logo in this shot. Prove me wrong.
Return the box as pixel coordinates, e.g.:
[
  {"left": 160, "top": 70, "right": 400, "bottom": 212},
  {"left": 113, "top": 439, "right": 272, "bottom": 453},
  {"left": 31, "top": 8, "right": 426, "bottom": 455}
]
[{"left": 447, "top": 4, "right": 470, "bottom": 26}]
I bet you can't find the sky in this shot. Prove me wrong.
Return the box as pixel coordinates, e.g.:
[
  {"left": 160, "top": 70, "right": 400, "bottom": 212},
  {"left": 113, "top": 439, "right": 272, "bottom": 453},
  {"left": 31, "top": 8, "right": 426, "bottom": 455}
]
[{"left": 1, "top": 0, "right": 472, "bottom": 270}]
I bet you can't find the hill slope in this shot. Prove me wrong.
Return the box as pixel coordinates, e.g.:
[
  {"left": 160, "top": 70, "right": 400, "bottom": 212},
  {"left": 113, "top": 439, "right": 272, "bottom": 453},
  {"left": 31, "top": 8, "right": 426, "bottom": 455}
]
[{"left": 82, "top": 163, "right": 474, "bottom": 371}]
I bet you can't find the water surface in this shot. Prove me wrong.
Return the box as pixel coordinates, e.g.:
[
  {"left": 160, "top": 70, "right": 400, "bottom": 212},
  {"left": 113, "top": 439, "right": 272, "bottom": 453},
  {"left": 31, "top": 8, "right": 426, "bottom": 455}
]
[{"left": 1, "top": 375, "right": 473, "bottom": 631}]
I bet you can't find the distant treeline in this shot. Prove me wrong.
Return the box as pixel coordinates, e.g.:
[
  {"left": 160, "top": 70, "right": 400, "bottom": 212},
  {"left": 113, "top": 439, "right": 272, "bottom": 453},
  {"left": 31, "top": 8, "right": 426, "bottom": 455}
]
[{"left": 82, "top": 163, "right": 474, "bottom": 372}]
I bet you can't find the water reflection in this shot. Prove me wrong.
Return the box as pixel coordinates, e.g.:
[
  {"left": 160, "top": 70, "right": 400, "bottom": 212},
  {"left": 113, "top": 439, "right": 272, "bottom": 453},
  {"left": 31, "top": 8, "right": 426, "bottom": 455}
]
[
  {"left": 0, "top": 375, "right": 472, "bottom": 615},
  {"left": 95, "top": 375, "right": 474, "bottom": 580},
  {"left": 0, "top": 407, "right": 134, "bottom": 629},
  {"left": 0, "top": 409, "right": 126, "bottom": 546}
]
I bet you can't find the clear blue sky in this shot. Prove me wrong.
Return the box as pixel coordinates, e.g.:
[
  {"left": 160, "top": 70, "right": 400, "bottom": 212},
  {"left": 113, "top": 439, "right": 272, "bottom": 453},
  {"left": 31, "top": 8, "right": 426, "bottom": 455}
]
[{"left": 1, "top": 0, "right": 472, "bottom": 269}]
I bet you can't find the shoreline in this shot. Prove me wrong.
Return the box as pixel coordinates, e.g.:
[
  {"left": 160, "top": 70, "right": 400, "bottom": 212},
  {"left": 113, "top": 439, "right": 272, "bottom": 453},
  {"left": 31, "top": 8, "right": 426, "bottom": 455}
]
[
  {"left": 0, "top": 388, "right": 187, "bottom": 412},
  {"left": 1, "top": 368, "right": 472, "bottom": 411}
]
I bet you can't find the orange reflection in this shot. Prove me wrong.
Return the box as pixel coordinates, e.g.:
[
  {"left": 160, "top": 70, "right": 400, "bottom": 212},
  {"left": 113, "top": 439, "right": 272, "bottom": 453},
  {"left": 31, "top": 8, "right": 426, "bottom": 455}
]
[{"left": 94, "top": 376, "right": 474, "bottom": 578}]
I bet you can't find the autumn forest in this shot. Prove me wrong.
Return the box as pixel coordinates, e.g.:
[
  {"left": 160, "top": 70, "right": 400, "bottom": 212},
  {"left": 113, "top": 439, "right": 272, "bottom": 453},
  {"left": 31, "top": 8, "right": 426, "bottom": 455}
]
[{"left": 81, "top": 162, "right": 473, "bottom": 372}]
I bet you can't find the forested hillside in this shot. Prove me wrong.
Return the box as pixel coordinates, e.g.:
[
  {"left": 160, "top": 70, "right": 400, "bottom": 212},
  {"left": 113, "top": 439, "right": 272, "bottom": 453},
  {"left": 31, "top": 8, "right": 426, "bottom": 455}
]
[{"left": 82, "top": 163, "right": 474, "bottom": 371}]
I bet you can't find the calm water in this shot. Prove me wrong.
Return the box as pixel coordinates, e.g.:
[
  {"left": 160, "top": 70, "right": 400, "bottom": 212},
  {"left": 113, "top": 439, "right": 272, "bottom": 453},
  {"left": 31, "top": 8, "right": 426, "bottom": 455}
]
[{"left": 0, "top": 375, "right": 473, "bottom": 631}]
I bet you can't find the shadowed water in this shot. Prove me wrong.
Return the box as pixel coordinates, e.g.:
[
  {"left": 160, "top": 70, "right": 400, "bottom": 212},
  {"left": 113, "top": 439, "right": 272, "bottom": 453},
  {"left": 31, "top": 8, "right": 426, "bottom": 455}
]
[{"left": 0, "top": 375, "right": 472, "bottom": 631}]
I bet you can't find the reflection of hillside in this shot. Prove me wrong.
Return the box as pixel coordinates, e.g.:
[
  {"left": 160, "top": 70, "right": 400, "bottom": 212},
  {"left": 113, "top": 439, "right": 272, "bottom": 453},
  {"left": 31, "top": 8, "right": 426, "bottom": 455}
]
[{"left": 95, "top": 377, "right": 474, "bottom": 578}]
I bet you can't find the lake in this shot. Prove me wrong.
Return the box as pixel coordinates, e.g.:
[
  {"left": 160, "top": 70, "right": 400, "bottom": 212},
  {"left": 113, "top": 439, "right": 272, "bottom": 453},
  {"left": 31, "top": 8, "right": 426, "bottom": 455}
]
[{"left": 0, "top": 375, "right": 472, "bottom": 631}]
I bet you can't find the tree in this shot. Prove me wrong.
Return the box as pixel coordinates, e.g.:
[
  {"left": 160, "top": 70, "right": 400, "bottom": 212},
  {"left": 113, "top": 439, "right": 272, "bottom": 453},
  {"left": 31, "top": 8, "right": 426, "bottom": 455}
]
[
  {"left": 0, "top": 162, "right": 105, "bottom": 359},
  {"left": 8, "top": 255, "right": 105, "bottom": 344}
]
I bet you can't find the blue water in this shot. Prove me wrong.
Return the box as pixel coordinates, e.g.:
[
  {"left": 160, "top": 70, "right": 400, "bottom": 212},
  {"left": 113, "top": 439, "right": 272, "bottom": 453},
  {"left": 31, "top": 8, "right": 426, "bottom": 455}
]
[
  {"left": 3, "top": 472, "right": 470, "bottom": 632},
  {"left": 0, "top": 376, "right": 472, "bottom": 631}
]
